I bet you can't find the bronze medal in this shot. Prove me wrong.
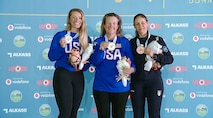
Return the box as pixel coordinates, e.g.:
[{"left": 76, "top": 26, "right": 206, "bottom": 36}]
[{"left": 136, "top": 46, "right": 144, "bottom": 54}]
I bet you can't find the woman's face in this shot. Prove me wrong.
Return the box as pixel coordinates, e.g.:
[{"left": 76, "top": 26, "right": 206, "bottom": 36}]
[
  {"left": 69, "top": 11, "right": 83, "bottom": 30},
  {"left": 104, "top": 16, "right": 119, "bottom": 35},
  {"left": 134, "top": 16, "right": 148, "bottom": 36}
]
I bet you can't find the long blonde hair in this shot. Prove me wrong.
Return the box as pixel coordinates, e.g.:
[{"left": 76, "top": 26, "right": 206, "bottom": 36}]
[{"left": 66, "top": 8, "right": 88, "bottom": 51}]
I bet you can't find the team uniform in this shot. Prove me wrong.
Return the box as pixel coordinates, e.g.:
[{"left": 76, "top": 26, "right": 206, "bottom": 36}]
[
  {"left": 130, "top": 32, "right": 174, "bottom": 118},
  {"left": 90, "top": 36, "right": 136, "bottom": 118},
  {"left": 48, "top": 30, "right": 91, "bottom": 118}
]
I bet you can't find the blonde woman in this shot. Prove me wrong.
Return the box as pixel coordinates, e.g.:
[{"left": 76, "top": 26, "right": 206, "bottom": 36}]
[{"left": 48, "top": 8, "right": 91, "bottom": 118}]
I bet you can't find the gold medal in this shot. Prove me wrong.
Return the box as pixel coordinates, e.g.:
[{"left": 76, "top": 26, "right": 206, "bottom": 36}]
[
  {"left": 136, "top": 46, "right": 144, "bottom": 54},
  {"left": 108, "top": 42, "right": 116, "bottom": 51}
]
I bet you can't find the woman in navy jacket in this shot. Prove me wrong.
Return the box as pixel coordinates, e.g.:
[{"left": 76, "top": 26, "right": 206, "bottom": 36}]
[{"left": 130, "top": 13, "right": 174, "bottom": 118}]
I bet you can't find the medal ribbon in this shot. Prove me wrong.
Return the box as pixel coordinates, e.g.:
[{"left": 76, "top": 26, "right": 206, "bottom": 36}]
[
  {"left": 104, "top": 35, "right": 117, "bottom": 44},
  {"left": 104, "top": 35, "right": 117, "bottom": 51},
  {"left": 65, "top": 31, "right": 80, "bottom": 53},
  {"left": 136, "top": 33, "right": 151, "bottom": 48}
]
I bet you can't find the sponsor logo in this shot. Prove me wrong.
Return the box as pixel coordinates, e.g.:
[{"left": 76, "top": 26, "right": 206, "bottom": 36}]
[
  {"left": 8, "top": 24, "right": 31, "bottom": 31},
  {"left": 10, "top": 90, "right": 22, "bottom": 103},
  {"left": 122, "top": 23, "right": 134, "bottom": 29},
  {"left": 196, "top": 104, "right": 208, "bottom": 116},
  {"left": 39, "top": 104, "right": 51, "bottom": 116},
  {"left": 169, "top": 66, "right": 187, "bottom": 72},
  {"left": 193, "top": 34, "right": 213, "bottom": 42},
  {"left": 189, "top": 0, "right": 212, "bottom": 4},
  {"left": 3, "top": 108, "right": 27, "bottom": 114},
  {"left": 37, "top": 35, "right": 53, "bottom": 43},
  {"left": 9, "top": 66, "right": 27, "bottom": 72},
  {"left": 165, "top": 23, "right": 189, "bottom": 28},
  {"left": 165, "top": 108, "right": 188, "bottom": 113},
  {"left": 149, "top": 23, "right": 162, "bottom": 30},
  {"left": 37, "top": 79, "right": 53, "bottom": 86},
  {"left": 34, "top": 92, "right": 55, "bottom": 99},
  {"left": 39, "top": 23, "right": 57, "bottom": 30},
  {"left": 173, "top": 90, "right": 185, "bottom": 102},
  {"left": 96, "top": 21, "right": 102, "bottom": 33},
  {"left": 89, "top": 66, "right": 95, "bottom": 73},
  {"left": 13, "top": 35, "right": 26, "bottom": 47},
  {"left": 192, "top": 79, "right": 211, "bottom": 86},
  {"left": 5, "top": 78, "right": 29, "bottom": 85},
  {"left": 198, "top": 47, "right": 210, "bottom": 60},
  {"left": 171, "top": 51, "right": 189, "bottom": 56},
  {"left": 190, "top": 92, "right": 213, "bottom": 99},
  {"left": 172, "top": 32, "right": 184, "bottom": 45},
  {"left": 195, "top": 22, "right": 213, "bottom": 29},
  {"left": 36, "top": 65, "right": 55, "bottom": 70},
  {"left": 42, "top": 48, "right": 49, "bottom": 60},
  {"left": 7, "top": 52, "right": 31, "bottom": 57},
  {"left": 166, "top": 78, "right": 190, "bottom": 85},
  {"left": 192, "top": 65, "right": 213, "bottom": 70}
]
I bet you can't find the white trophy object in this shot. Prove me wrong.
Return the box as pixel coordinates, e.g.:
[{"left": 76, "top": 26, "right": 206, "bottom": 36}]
[
  {"left": 144, "top": 40, "right": 162, "bottom": 71},
  {"left": 78, "top": 43, "right": 93, "bottom": 70},
  {"left": 116, "top": 56, "right": 131, "bottom": 87}
]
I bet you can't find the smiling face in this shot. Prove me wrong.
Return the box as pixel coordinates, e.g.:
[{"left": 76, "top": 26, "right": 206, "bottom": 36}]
[
  {"left": 134, "top": 15, "right": 149, "bottom": 38},
  {"left": 100, "top": 13, "right": 122, "bottom": 37},
  {"left": 69, "top": 11, "right": 83, "bottom": 32},
  {"left": 103, "top": 16, "right": 119, "bottom": 37}
]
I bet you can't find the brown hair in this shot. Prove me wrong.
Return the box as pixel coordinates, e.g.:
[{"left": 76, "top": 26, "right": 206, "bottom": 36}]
[
  {"left": 133, "top": 14, "right": 148, "bottom": 37},
  {"left": 100, "top": 12, "right": 123, "bottom": 36}
]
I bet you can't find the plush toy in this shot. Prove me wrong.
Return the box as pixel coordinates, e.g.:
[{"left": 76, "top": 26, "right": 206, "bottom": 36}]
[
  {"left": 144, "top": 40, "right": 162, "bottom": 71},
  {"left": 116, "top": 56, "right": 131, "bottom": 87},
  {"left": 78, "top": 43, "right": 93, "bottom": 70},
  {"left": 68, "top": 48, "right": 81, "bottom": 71}
]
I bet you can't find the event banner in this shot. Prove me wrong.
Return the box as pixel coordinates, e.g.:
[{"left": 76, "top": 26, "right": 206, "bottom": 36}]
[{"left": 0, "top": 0, "right": 213, "bottom": 118}]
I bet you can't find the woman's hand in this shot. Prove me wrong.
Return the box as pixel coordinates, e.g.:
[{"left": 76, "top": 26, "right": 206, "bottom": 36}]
[
  {"left": 144, "top": 48, "right": 154, "bottom": 57},
  {"left": 123, "top": 67, "right": 134, "bottom": 77},
  {"left": 59, "top": 37, "right": 66, "bottom": 48},
  {"left": 99, "top": 42, "right": 109, "bottom": 51}
]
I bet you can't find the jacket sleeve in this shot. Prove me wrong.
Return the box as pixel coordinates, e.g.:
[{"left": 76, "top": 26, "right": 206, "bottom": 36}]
[
  {"left": 89, "top": 41, "right": 105, "bottom": 66},
  {"left": 124, "top": 38, "right": 136, "bottom": 73},
  {"left": 155, "top": 37, "right": 174, "bottom": 66},
  {"left": 48, "top": 32, "right": 65, "bottom": 61}
]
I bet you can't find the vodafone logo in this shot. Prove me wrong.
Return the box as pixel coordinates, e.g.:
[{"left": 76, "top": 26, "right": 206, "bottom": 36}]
[
  {"left": 38, "top": 36, "right": 44, "bottom": 43},
  {"left": 89, "top": 66, "right": 95, "bottom": 73},
  {"left": 8, "top": 24, "right": 14, "bottom": 31}
]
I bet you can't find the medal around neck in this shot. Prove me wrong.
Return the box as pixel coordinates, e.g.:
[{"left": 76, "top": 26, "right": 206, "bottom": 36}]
[
  {"left": 108, "top": 42, "right": 116, "bottom": 51},
  {"left": 136, "top": 45, "right": 144, "bottom": 54},
  {"left": 65, "top": 35, "right": 72, "bottom": 43}
]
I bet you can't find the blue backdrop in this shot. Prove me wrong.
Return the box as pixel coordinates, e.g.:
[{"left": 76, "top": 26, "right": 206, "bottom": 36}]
[{"left": 1, "top": 0, "right": 213, "bottom": 118}]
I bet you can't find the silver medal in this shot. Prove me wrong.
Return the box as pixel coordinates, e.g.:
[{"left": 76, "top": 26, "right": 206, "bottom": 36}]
[
  {"left": 108, "top": 42, "right": 116, "bottom": 51},
  {"left": 65, "top": 36, "right": 72, "bottom": 43}
]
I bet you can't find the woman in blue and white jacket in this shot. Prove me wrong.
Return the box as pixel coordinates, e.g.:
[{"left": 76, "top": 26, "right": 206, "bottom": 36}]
[
  {"left": 89, "top": 12, "right": 136, "bottom": 118},
  {"left": 48, "top": 8, "right": 91, "bottom": 118}
]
